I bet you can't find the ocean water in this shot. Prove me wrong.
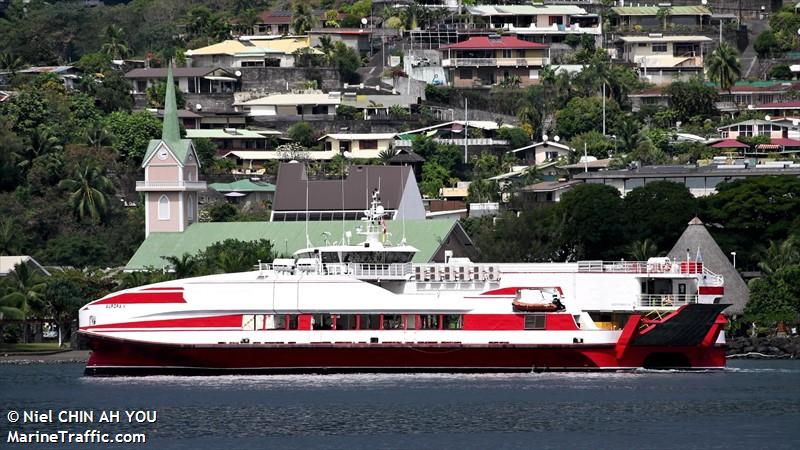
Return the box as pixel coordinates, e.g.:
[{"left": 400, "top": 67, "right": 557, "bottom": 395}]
[{"left": 1, "top": 360, "right": 799, "bottom": 449}]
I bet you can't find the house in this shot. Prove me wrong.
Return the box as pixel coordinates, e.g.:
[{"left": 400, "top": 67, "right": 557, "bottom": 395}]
[
  {"left": 309, "top": 29, "right": 374, "bottom": 54},
  {"left": 186, "top": 36, "right": 315, "bottom": 68},
  {"left": 208, "top": 179, "right": 276, "bottom": 207},
  {"left": 439, "top": 35, "right": 550, "bottom": 88},
  {"left": 629, "top": 81, "right": 800, "bottom": 113},
  {"left": 518, "top": 180, "right": 582, "bottom": 203},
  {"left": 611, "top": 5, "right": 712, "bottom": 32},
  {"left": 270, "top": 163, "right": 426, "bottom": 221},
  {"left": 235, "top": 91, "right": 341, "bottom": 119},
  {"left": 6, "top": 66, "right": 82, "bottom": 90},
  {"left": 125, "top": 218, "right": 477, "bottom": 270},
  {"left": 0, "top": 256, "right": 50, "bottom": 277},
  {"left": 134, "top": 66, "right": 207, "bottom": 237},
  {"left": 668, "top": 217, "right": 748, "bottom": 314},
  {"left": 318, "top": 133, "right": 396, "bottom": 159},
  {"left": 573, "top": 162, "right": 800, "bottom": 197},
  {"left": 717, "top": 120, "right": 789, "bottom": 139},
  {"left": 125, "top": 67, "right": 238, "bottom": 95},
  {"left": 464, "top": 4, "right": 602, "bottom": 46},
  {"left": 395, "top": 121, "right": 511, "bottom": 154},
  {"left": 508, "top": 140, "right": 574, "bottom": 166},
  {"left": 751, "top": 101, "right": 800, "bottom": 117},
  {"left": 618, "top": 35, "right": 712, "bottom": 85},
  {"left": 339, "top": 93, "right": 418, "bottom": 120},
  {"left": 185, "top": 128, "right": 281, "bottom": 154},
  {"left": 150, "top": 108, "right": 202, "bottom": 130},
  {"left": 558, "top": 158, "right": 613, "bottom": 176}
]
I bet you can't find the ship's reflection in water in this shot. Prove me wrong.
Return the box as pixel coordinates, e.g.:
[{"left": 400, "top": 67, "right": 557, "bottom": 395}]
[{"left": 1, "top": 361, "right": 798, "bottom": 449}]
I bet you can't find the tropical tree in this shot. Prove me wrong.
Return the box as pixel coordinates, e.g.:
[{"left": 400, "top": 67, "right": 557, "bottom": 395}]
[
  {"left": 58, "top": 160, "right": 115, "bottom": 223},
  {"left": 42, "top": 275, "right": 83, "bottom": 346},
  {"left": 316, "top": 35, "right": 336, "bottom": 64},
  {"left": 19, "top": 125, "right": 63, "bottom": 168},
  {"left": 0, "top": 263, "right": 47, "bottom": 340},
  {"left": 162, "top": 253, "right": 200, "bottom": 279},
  {"left": 0, "top": 52, "right": 25, "bottom": 73},
  {"left": 378, "top": 148, "right": 398, "bottom": 164},
  {"left": 291, "top": 1, "right": 316, "bottom": 35},
  {"left": 656, "top": 7, "right": 671, "bottom": 31},
  {"left": 627, "top": 239, "right": 658, "bottom": 261},
  {"left": 616, "top": 118, "right": 643, "bottom": 153},
  {"left": 758, "top": 236, "right": 800, "bottom": 276},
  {"left": 706, "top": 42, "right": 741, "bottom": 93},
  {"left": 100, "top": 25, "right": 130, "bottom": 60}
]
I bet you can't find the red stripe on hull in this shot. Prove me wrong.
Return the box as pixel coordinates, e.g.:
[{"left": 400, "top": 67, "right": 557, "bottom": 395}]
[
  {"left": 82, "top": 334, "right": 726, "bottom": 374},
  {"left": 93, "top": 292, "right": 186, "bottom": 305},
  {"left": 83, "top": 314, "right": 242, "bottom": 330}
]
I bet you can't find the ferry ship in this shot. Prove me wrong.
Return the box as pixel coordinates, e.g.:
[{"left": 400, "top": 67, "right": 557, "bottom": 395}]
[{"left": 79, "top": 192, "right": 729, "bottom": 375}]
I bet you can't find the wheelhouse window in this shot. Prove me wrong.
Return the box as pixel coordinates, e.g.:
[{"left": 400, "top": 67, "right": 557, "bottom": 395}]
[
  {"left": 341, "top": 251, "right": 414, "bottom": 264},
  {"left": 524, "top": 314, "right": 546, "bottom": 330}
]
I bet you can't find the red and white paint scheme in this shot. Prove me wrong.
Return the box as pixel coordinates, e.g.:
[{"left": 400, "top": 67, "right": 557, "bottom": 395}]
[{"left": 79, "top": 192, "right": 729, "bottom": 375}]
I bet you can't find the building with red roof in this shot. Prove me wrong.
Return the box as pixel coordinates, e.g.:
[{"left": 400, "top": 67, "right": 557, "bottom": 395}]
[{"left": 439, "top": 35, "right": 550, "bottom": 88}]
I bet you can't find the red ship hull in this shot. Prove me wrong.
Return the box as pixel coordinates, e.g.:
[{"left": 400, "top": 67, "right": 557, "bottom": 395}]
[{"left": 83, "top": 334, "right": 726, "bottom": 375}]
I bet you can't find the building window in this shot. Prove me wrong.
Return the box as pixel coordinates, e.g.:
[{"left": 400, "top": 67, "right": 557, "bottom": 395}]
[
  {"left": 360, "top": 140, "right": 378, "bottom": 150},
  {"left": 158, "top": 195, "right": 170, "bottom": 220},
  {"left": 187, "top": 194, "right": 194, "bottom": 220},
  {"left": 502, "top": 49, "right": 512, "bottom": 58},
  {"left": 524, "top": 314, "right": 546, "bottom": 330},
  {"left": 325, "top": 141, "right": 333, "bottom": 151},
  {"left": 652, "top": 44, "right": 668, "bottom": 53},
  {"left": 529, "top": 69, "right": 539, "bottom": 79},
  {"left": 459, "top": 68, "right": 474, "bottom": 80}
]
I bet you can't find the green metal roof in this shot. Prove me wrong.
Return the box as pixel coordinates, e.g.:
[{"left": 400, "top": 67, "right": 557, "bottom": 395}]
[
  {"left": 612, "top": 6, "right": 711, "bottom": 16},
  {"left": 209, "top": 179, "right": 276, "bottom": 192},
  {"left": 125, "top": 219, "right": 460, "bottom": 270},
  {"left": 141, "top": 64, "right": 195, "bottom": 166}
]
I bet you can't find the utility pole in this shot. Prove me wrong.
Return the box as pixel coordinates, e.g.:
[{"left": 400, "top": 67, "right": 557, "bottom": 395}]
[
  {"left": 602, "top": 83, "right": 606, "bottom": 136},
  {"left": 584, "top": 142, "right": 588, "bottom": 173},
  {"left": 464, "top": 97, "right": 469, "bottom": 163}
]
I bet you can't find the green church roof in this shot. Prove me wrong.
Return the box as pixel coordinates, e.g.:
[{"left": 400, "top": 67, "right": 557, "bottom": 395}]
[
  {"left": 209, "top": 179, "right": 276, "bottom": 192},
  {"left": 141, "top": 64, "right": 195, "bottom": 167},
  {"left": 125, "top": 219, "right": 463, "bottom": 270}
]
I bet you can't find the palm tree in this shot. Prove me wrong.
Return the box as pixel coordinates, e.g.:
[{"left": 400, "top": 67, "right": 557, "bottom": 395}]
[
  {"left": 628, "top": 239, "right": 658, "bottom": 261},
  {"left": 616, "top": 118, "right": 643, "bottom": 153},
  {"left": 162, "top": 253, "right": 200, "bottom": 279},
  {"left": 0, "top": 263, "right": 47, "bottom": 340},
  {"left": 291, "top": 1, "right": 316, "bottom": 35},
  {"left": 19, "top": 126, "right": 63, "bottom": 168},
  {"left": 758, "top": 237, "right": 799, "bottom": 275},
  {"left": 0, "top": 51, "right": 25, "bottom": 73},
  {"left": 101, "top": 25, "right": 130, "bottom": 60},
  {"left": 0, "top": 219, "right": 18, "bottom": 256},
  {"left": 378, "top": 148, "right": 398, "bottom": 164},
  {"left": 84, "top": 123, "right": 113, "bottom": 151},
  {"left": 58, "top": 160, "right": 115, "bottom": 223},
  {"left": 656, "top": 7, "right": 671, "bottom": 31},
  {"left": 316, "top": 35, "right": 335, "bottom": 64},
  {"left": 706, "top": 42, "right": 741, "bottom": 93}
]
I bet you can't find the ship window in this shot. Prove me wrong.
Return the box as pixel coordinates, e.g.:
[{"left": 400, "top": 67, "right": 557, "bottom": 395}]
[
  {"left": 359, "top": 314, "right": 381, "bottom": 330},
  {"left": 321, "top": 252, "right": 340, "bottom": 263},
  {"left": 420, "top": 314, "right": 441, "bottom": 330},
  {"left": 287, "top": 315, "right": 299, "bottom": 330},
  {"left": 261, "top": 314, "right": 286, "bottom": 330},
  {"left": 524, "top": 314, "right": 546, "bottom": 330},
  {"left": 404, "top": 314, "right": 417, "bottom": 329},
  {"left": 335, "top": 314, "right": 358, "bottom": 330},
  {"left": 382, "top": 314, "right": 403, "bottom": 329},
  {"left": 443, "top": 314, "right": 463, "bottom": 329},
  {"left": 312, "top": 313, "right": 333, "bottom": 330}
]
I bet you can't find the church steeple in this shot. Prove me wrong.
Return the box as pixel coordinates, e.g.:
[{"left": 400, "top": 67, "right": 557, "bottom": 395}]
[{"left": 161, "top": 63, "right": 181, "bottom": 146}]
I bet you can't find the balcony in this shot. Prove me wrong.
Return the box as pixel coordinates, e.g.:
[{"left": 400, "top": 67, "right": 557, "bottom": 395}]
[
  {"left": 442, "top": 57, "right": 550, "bottom": 68},
  {"left": 136, "top": 181, "right": 207, "bottom": 192},
  {"left": 395, "top": 138, "right": 509, "bottom": 147}
]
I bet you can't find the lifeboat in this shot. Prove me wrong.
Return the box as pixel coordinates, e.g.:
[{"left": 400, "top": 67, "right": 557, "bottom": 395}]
[{"left": 512, "top": 288, "right": 565, "bottom": 313}]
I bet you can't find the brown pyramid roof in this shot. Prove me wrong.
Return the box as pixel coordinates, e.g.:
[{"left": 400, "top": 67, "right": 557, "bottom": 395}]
[{"left": 668, "top": 217, "right": 749, "bottom": 314}]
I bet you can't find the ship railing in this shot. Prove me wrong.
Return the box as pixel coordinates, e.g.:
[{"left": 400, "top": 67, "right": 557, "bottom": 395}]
[
  {"left": 638, "top": 294, "right": 698, "bottom": 309},
  {"left": 578, "top": 260, "right": 722, "bottom": 279},
  {"left": 341, "top": 262, "right": 414, "bottom": 280}
]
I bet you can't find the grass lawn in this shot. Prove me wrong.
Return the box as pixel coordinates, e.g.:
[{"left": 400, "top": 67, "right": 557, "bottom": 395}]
[{"left": 0, "top": 343, "right": 64, "bottom": 353}]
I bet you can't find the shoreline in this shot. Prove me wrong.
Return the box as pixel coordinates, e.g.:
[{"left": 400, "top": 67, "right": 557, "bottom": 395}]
[{"left": 0, "top": 350, "right": 90, "bottom": 363}]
